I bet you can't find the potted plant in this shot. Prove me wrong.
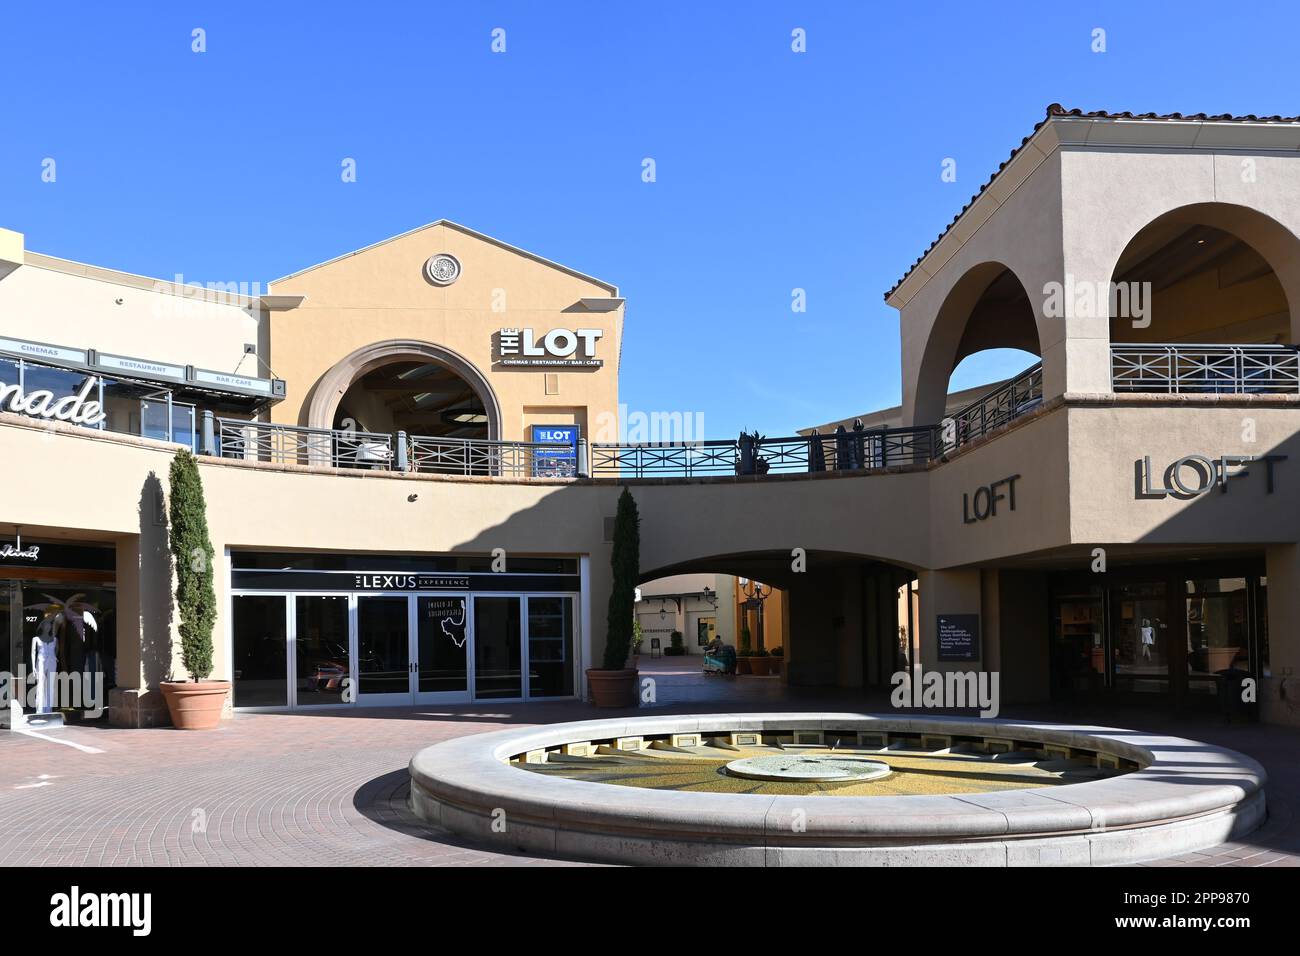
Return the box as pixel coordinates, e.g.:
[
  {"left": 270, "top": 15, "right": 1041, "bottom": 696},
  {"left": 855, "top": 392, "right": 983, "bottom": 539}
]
[
  {"left": 665, "top": 629, "right": 685, "bottom": 656},
  {"left": 736, "top": 626, "right": 753, "bottom": 674},
  {"left": 631, "top": 620, "right": 644, "bottom": 666},
  {"left": 750, "top": 646, "right": 772, "bottom": 676},
  {"left": 587, "top": 487, "right": 641, "bottom": 708},
  {"left": 159, "top": 450, "right": 230, "bottom": 730},
  {"left": 769, "top": 645, "right": 784, "bottom": 675}
]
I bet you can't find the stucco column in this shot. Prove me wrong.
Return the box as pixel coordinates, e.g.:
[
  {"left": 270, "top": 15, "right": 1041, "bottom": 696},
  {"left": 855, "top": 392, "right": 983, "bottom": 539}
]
[
  {"left": 1263, "top": 545, "right": 1300, "bottom": 727},
  {"left": 917, "top": 568, "right": 984, "bottom": 674},
  {"left": 108, "top": 531, "right": 172, "bottom": 727}
]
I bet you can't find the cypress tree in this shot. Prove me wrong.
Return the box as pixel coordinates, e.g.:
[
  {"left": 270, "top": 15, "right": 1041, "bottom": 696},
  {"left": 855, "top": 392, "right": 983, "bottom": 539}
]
[
  {"left": 168, "top": 449, "right": 217, "bottom": 681},
  {"left": 602, "top": 486, "right": 640, "bottom": 670}
]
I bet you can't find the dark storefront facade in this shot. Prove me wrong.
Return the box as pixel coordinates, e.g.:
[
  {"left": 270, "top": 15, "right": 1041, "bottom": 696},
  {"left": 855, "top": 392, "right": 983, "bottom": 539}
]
[
  {"left": 1, "top": 539, "right": 116, "bottom": 727},
  {"left": 228, "top": 551, "right": 582, "bottom": 709},
  {"left": 1049, "top": 557, "right": 1267, "bottom": 711}
]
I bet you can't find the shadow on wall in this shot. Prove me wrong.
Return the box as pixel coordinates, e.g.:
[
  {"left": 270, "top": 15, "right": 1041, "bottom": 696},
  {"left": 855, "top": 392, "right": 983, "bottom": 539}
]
[{"left": 139, "top": 471, "right": 174, "bottom": 687}]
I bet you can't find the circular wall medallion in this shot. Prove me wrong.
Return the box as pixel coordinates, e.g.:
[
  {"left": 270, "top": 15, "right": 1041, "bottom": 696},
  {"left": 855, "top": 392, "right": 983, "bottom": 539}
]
[
  {"left": 723, "top": 754, "right": 892, "bottom": 782},
  {"left": 423, "top": 253, "right": 461, "bottom": 286}
]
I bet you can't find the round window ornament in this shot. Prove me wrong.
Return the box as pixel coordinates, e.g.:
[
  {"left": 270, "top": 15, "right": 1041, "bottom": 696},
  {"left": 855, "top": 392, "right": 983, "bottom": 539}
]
[{"left": 424, "top": 253, "right": 461, "bottom": 286}]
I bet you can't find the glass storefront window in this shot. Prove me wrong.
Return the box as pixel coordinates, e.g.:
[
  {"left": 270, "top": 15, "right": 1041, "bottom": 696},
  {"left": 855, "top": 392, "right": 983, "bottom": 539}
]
[
  {"left": 417, "top": 596, "right": 468, "bottom": 694},
  {"left": 527, "top": 596, "right": 574, "bottom": 697},
  {"left": 232, "top": 595, "right": 287, "bottom": 706},
  {"left": 356, "top": 596, "right": 409, "bottom": 696},
  {"left": 295, "top": 596, "right": 350, "bottom": 704},
  {"left": 21, "top": 362, "right": 94, "bottom": 407},
  {"left": 474, "top": 596, "right": 522, "bottom": 699},
  {"left": 17, "top": 585, "right": 116, "bottom": 714},
  {"left": 1112, "top": 582, "right": 1168, "bottom": 693},
  {"left": 1185, "top": 578, "right": 1250, "bottom": 694},
  {"left": 1051, "top": 587, "right": 1104, "bottom": 693}
]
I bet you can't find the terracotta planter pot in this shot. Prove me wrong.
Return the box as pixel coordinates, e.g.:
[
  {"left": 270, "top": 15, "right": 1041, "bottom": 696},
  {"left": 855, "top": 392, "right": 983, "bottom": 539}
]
[
  {"left": 748, "top": 657, "right": 772, "bottom": 676},
  {"left": 735, "top": 656, "right": 752, "bottom": 675},
  {"left": 586, "top": 668, "right": 639, "bottom": 708},
  {"left": 160, "top": 680, "right": 230, "bottom": 730},
  {"left": 769, "top": 658, "right": 783, "bottom": 675}
]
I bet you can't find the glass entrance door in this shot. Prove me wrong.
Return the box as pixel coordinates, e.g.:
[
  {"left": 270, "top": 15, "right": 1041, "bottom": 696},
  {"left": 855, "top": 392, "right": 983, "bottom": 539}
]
[
  {"left": 355, "top": 596, "right": 413, "bottom": 704},
  {"left": 473, "top": 596, "right": 522, "bottom": 699},
  {"left": 415, "top": 595, "right": 470, "bottom": 702}
]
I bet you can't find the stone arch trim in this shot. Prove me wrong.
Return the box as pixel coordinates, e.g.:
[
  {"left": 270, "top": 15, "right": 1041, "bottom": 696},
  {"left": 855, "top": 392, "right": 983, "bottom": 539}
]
[{"left": 306, "top": 340, "right": 503, "bottom": 440}]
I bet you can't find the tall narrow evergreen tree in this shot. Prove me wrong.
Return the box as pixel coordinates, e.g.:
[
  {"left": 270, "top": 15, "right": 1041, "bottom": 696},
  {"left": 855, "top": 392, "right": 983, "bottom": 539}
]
[
  {"left": 602, "top": 487, "right": 640, "bottom": 670},
  {"left": 168, "top": 449, "right": 217, "bottom": 681}
]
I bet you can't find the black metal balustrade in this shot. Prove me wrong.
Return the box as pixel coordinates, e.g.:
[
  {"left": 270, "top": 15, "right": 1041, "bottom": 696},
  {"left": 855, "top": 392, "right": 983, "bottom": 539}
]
[
  {"left": 214, "top": 418, "right": 395, "bottom": 470},
  {"left": 589, "top": 426, "right": 941, "bottom": 478},
  {"left": 940, "top": 363, "right": 1043, "bottom": 453},
  {"left": 408, "top": 434, "right": 564, "bottom": 477},
  {"left": 1111, "top": 344, "right": 1300, "bottom": 394}
]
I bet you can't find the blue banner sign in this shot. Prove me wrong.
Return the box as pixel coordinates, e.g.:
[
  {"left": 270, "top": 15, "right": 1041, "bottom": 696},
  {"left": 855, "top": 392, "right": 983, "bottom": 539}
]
[{"left": 531, "top": 424, "right": 579, "bottom": 477}]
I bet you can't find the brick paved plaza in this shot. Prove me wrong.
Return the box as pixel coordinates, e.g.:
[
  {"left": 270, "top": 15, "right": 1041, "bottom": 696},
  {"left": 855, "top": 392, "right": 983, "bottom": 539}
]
[{"left": 3, "top": 659, "right": 1297, "bottom": 867}]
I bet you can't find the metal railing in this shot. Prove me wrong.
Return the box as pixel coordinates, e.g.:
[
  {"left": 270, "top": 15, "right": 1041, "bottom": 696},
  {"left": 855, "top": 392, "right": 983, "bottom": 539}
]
[
  {"left": 408, "top": 435, "right": 568, "bottom": 477},
  {"left": 1111, "top": 344, "right": 1300, "bottom": 394},
  {"left": 940, "top": 362, "right": 1043, "bottom": 453},
  {"left": 214, "top": 418, "right": 395, "bottom": 470},
  {"left": 590, "top": 426, "right": 941, "bottom": 478}
]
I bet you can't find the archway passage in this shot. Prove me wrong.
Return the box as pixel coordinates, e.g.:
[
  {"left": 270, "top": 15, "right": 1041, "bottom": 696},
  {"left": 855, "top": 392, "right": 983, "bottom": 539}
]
[
  {"left": 1110, "top": 205, "right": 1297, "bottom": 346},
  {"left": 337, "top": 360, "right": 489, "bottom": 439},
  {"left": 308, "top": 341, "right": 503, "bottom": 440},
  {"left": 912, "top": 262, "right": 1043, "bottom": 432},
  {"left": 638, "top": 551, "right": 918, "bottom": 694}
]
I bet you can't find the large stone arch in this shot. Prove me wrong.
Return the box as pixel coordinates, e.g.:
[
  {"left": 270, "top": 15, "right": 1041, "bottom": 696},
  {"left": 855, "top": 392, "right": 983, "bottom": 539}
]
[
  {"left": 909, "top": 261, "right": 1042, "bottom": 428},
  {"left": 1103, "top": 201, "right": 1300, "bottom": 345},
  {"left": 306, "top": 340, "right": 503, "bottom": 439}
]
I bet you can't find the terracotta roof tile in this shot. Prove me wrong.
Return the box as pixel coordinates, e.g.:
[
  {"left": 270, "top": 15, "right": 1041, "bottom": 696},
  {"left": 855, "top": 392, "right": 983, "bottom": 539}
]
[{"left": 883, "top": 104, "right": 1300, "bottom": 302}]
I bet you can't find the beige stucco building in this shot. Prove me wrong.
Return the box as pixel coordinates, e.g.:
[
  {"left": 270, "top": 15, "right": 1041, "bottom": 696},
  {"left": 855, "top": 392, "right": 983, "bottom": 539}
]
[{"left": 3, "top": 106, "right": 1300, "bottom": 730}]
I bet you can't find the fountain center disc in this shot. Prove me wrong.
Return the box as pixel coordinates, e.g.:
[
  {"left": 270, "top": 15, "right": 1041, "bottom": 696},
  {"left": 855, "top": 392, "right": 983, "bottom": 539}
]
[{"left": 724, "top": 754, "right": 892, "bottom": 782}]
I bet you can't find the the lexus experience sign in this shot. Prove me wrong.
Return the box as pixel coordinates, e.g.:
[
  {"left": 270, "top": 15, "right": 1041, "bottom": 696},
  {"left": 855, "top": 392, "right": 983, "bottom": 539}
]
[{"left": 496, "top": 328, "right": 604, "bottom": 368}]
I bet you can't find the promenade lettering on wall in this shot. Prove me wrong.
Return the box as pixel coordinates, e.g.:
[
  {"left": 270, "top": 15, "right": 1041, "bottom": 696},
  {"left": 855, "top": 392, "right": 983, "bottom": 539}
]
[
  {"left": 0, "top": 375, "right": 106, "bottom": 426},
  {"left": 1137, "top": 454, "right": 1287, "bottom": 499}
]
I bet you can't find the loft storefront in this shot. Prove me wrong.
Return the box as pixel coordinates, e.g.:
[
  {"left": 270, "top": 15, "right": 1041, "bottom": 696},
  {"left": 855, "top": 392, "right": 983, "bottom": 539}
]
[
  {"left": 227, "top": 553, "right": 582, "bottom": 708},
  {"left": 1048, "top": 558, "right": 1268, "bottom": 708}
]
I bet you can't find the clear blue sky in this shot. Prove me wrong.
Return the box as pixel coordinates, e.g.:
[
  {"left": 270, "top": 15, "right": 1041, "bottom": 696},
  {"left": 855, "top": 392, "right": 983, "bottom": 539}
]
[{"left": 3, "top": 1, "right": 1298, "bottom": 437}]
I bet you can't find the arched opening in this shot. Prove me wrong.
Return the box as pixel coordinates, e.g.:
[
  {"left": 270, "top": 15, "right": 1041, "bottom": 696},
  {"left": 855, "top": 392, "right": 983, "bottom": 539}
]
[
  {"left": 636, "top": 551, "right": 918, "bottom": 696},
  {"left": 1109, "top": 203, "right": 1299, "bottom": 346},
  {"left": 307, "top": 341, "right": 503, "bottom": 440},
  {"left": 911, "top": 262, "right": 1042, "bottom": 433},
  {"left": 337, "top": 360, "right": 489, "bottom": 439}
]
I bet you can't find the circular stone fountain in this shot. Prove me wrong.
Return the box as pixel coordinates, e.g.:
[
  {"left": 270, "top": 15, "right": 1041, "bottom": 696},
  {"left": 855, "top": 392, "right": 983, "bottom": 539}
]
[
  {"left": 407, "top": 713, "right": 1267, "bottom": 867},
  {"left": 724, "top": 754, "right": 892, "bottom": 782}
]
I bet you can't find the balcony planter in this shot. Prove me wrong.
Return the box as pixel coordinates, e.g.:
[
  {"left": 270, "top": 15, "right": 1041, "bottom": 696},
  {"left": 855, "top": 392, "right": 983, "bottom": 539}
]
[
  {"left": 160, "top": 680, "right": 230, "bottom": 730},
  {"left": 586, "top": 668, "right": 639, "bottom": 708}
]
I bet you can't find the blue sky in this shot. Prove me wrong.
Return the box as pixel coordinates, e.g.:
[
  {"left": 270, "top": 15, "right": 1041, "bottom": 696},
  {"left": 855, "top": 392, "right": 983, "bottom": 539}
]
[{"left": 3, "top": 1, "right": 1298, "bottom": 437}]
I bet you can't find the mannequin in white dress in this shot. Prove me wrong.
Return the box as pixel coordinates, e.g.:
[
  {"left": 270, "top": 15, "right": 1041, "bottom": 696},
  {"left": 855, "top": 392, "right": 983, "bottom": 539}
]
[{"left": 32, "top": 629, "right": 58, "bottom": 715}]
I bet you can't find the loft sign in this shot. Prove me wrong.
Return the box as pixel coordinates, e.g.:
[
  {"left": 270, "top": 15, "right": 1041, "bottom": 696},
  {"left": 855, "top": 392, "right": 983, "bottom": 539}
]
[
  {"left": 497, "top": 328, "right": 603, "bottom": 367},
  {"left": 1139, "top": 454, "right": 1287, "bottom": 498},
  {"left": 0, "top": 375, "right": 106, "bottom": 426},
  {"left": 963, "top": 474, "right": 1020, "bottom": 524}
]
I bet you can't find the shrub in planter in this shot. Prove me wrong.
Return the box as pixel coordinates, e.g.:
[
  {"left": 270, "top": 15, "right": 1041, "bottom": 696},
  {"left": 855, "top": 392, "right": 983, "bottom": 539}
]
[
  {"left": 587, "top": 487, "right": 640, "bottom": 707},
  {"left": 663, "top": 629, "right": 686, "bottom": 656},
  {"left": 159, "top": 450, "right": 230, "bottom": 730},
  {"left": 749, "top": 645, "right": 772, "bottom": 676}
]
